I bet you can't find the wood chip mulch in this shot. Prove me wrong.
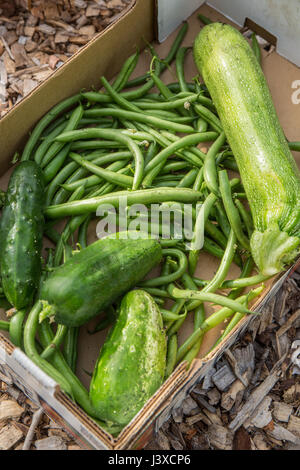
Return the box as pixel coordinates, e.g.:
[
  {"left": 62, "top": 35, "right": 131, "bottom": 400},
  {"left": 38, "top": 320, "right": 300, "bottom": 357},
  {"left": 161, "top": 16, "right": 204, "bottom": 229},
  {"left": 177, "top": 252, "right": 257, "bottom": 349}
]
[{"left": 0, "top": 0, "right": 132, "bottom": 117}]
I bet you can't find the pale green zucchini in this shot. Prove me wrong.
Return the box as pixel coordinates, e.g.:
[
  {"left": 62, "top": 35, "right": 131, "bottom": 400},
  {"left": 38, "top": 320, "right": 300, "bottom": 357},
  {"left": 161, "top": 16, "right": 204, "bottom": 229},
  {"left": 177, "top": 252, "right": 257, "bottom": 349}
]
[{"left": 194, "top": 23, "right": 300, "bottom": 275}]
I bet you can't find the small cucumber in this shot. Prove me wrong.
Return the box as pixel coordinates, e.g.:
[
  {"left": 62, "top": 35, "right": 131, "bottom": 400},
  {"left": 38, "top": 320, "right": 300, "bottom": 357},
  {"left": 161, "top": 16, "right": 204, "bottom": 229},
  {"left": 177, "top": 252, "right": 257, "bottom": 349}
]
[
  {"left": 89, "top": 289, "right": 166, "bottom": 429},
  {"left": 0, "top": 162, "right": 44, "bottom": 309},
  {"left": 40, "top": 235, "right": 162, "bottom": 326}
]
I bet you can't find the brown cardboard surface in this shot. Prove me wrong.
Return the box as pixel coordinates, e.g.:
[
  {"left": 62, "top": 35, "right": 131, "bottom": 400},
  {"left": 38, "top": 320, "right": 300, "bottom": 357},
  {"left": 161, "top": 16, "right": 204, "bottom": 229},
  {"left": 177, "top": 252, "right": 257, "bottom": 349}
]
[{"left": 0, "top": 0, "right": 300, "bottom": 448}]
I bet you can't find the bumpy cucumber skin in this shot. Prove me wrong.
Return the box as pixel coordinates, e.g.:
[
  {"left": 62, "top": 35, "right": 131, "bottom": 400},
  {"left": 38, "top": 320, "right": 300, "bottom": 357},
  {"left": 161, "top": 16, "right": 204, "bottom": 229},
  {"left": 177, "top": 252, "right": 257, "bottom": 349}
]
[
  {"left": 89, "top": 289, "right": 166, "bottom": 429},
  {"left": 0, "top": 162, "right": 45, "bottom": 309},
  {"left": 40, "top": 238, "right": 162, "bottom": 326},
  {"left": 194, "top": 23, "right": 300, "bottom": 274}
]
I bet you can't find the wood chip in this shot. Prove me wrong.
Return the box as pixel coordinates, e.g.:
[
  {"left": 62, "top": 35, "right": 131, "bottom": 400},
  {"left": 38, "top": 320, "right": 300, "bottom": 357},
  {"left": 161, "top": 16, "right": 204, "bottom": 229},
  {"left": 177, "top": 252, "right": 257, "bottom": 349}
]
[
  {"left": 272, "top": 401, "right": 293, "bottom": 423},
  {"left": 287, "top": 415, "right": 300, "bottom": 437},
  {"left": 0, "top": 400, "right": 24, "bottom": 422},
  {"left": 22, "top": 77, "right": 37, "bottom": 95},
  {"left": 207, "top": 424, "right": 234, "bottom": 450},
  {"left": 221, "top": 379, "right": 246, "bottom": 412},
  {"left": 233, "top": 426, "right": 252, "bottom": 450},
  {"left": 228, "top": 367, "right": 281, "bottom": 431},
  {"left": 212, "top": 364, "right": 236, "bottom": 391},
  {"left": 245, "top": 396, "right": 272, "bottom": 429},
  {"left": 181, "top": 396, "right": 198, "bottom": 416},
  {"left": 35, "top": 436, "right": 67, "bottom": 451},
  {"left": 0, "top": 423, "right": 23, "bottom": 450},
  {"left": 267, "top": 423, "right": 300, "bottom": 444}
]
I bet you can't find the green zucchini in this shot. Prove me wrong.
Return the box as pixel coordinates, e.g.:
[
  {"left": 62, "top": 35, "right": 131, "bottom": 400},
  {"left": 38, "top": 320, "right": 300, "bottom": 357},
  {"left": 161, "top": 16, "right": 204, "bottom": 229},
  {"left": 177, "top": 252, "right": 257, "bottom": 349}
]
[
  {"left": 89, "top": 289, "right": 166, "bottom": 429},
  {"left": 194, "top": 23, "right": 300, "bottom": 276},
  {"left": 0, "top": 162, "right": 45, "bottom": 309},
  {"left": 40, "top": 235, "right": 162, "bottom": 327}
]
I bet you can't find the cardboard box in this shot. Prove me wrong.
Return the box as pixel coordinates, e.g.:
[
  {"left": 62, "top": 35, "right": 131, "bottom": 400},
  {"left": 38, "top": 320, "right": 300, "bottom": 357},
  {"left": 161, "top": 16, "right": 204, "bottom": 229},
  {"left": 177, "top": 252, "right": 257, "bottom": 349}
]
[{"left": 0, "top": 0, "right": 300, "bottom": 450}]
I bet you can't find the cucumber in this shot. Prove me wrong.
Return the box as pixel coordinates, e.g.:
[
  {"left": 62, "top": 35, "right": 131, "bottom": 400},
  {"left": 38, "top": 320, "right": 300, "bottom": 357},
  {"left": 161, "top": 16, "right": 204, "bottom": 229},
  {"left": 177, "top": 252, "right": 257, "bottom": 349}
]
[
  {"left": 89, "top": 289, "right": 166, "bottom": 429},
  {"left": 0, "top": 162, "right": 45, "bottom": 309},
  {"left": 193, "top": 23, "right": 300, "bottom": 276},
  {"left": 40, "top": 235, "right": 162, "bottom": 326}
]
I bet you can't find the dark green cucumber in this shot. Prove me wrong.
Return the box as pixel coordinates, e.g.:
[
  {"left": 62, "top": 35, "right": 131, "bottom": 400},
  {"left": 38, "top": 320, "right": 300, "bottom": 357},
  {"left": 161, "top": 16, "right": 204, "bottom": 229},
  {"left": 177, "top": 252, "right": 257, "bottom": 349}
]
[
  {"left": 193, "top": 23, "right": 300, "bottom": 276},
  {"left": 0, "top": 162, "right": 45, "bottom": 309},
  {"left": 40, "top": 235, "right": 162, "bottom": 327},
  {"left": 89, "top": 289, "right": 166, "bottom": 429}
]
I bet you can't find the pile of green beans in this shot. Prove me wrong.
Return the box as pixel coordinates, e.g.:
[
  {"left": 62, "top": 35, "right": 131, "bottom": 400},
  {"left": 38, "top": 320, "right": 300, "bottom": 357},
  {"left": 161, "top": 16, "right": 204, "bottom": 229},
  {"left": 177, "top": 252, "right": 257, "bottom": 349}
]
[{"left": 0, "top": 19, "right": 270, "bottom": 429}]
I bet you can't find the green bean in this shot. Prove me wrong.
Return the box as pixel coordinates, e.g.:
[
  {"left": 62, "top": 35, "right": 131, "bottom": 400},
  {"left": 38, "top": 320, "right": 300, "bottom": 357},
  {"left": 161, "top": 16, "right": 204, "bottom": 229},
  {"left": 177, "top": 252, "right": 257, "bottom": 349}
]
[
  {"left": 177, "top": 168, "right": 198, "bottom": 188},
  {"left": 41, "top": 104, "right": 84, "bottom": 168},
  {"left": 83, "top": 108, "right": 195, "bottom": 134},
  {"left": 205, "top": 220, "right": 227, "bottom": 250},
  {"left": 288, "top": 142, "right": 300, "bottom": 151},
  {"left": 159, "top": 130, "right": 207, "bottom": 164},
  {"left": 21, "top": 94, "right": 81, "bottom": 161},
  {"left": 176, "top": 47, "right": 191, "bottom": 93},
  {"left": 202, "top": 230, "right": 237, "bottom": 292},
  {"left": 150, "top": 72, "right": 174, "bottom": 100},
  {"left": 142, "top": 287, "right": 172, "bottom": 299},
  {"left": 194, "top": 103, "right": 223, "bottom": 133},
  {"left": 125, "top": 22, "right": 188, "bottom": 88},
  {"left": 235, "top": 199, "right": 254, "bottom": 238},
  {"left": 69, "top": 153, "right": 133, "bottom": 189},
  {"left": 34, "top": 121, "right": 67, "bottom": 165},
  {"left": 204, "top": 132, "right": 226, "bottom": 196},
  {"left": 0, "top": 320, "right": 10, "bottom": 331},
  {"left": 62, "top": 161, "right": 130, "bottom": 193},
  {"left": 71, "top": 140, "right": 126, "bottom": 151},
  {"left": 67, "top": 183, "right": 86, "bottom": 203},
  {"left": 43, "top": 143, "right": 71, "bottom": 183},
  {"left": 165, "top": 334, "right": 178, "bottom": 378},
  {"left": 198, "top": 13, "right": 213, "bottom": 25},
  {"left": 56, "top": 128, "right": 144, "bottom": 190},
  {"left": 144, "top": 142, "right": 159, "bottom": 166},
  {"left": 40, "top": 324, "right": 68, "bottom": 360},
  {"left": 23, "top": 301, "right": 73, "bottom": 396},
  {"left": 215, "top": 200, "right": 231, "bottom": 238},
  {"left": 201, "top": 285, "right": 265, "bottom": 340},
  {"left": 251, "top": 33, "right": 262, "bottom": 65},
  {"left": 120, "top": 130, "right": 155, "bottom": 142},
  {"left": 101, "top": 76, "right": 141, "bottom": 113},
  {"left": 193, "top": 167, "right": 204, "bottom": 192},
  {"left": 220, "top": 272, "right": 271, "bottom": 290},
  {"left": 203, "top": 237, "right": 242, "bottom": 269},
  {"left": 189, "top": 192, "right": 217, "bottom": 274},
  {"left": 132, "top": 95, "right": 199, "bottom": 111},
  {"left": 63, "top": 327, "right": 79, "bottom": 372},
  {"left": 187, "top": 230, "right": 237, "bottom": 312},
  {"left": 112, "top": 50, "right": 139, "bottom": 92},
  {"left": 143, "top": 133, "right": 216, "bottom": 187},
  {"left": 161, "top": 161, "right": 191, "bottom": 174},
  {"left": 195, "top": 118, "right": 208, "bottom": 133},
  {"left": 45, "top": 187, "right": 202, "bottom": 219},
  {"left": 78, "top": 215, "right": 91, "bottom": 248},
  {"left": 140, "top": 248, "right": 188, "bottom": 287},
  {"left": 219, "top": 170, "right": 250, "bottom": 251},
  {"left": 166, "top": 301, "right": 187, "bottom": 336},
  {"left": 176, "top": 328, "right": 203, "bottom": 364},
  {"left": 168, "top": 286, "right": 255, "bottom": 315},
  {"left": 9, "top": 309, "right": 26, "bottom": 349}
]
